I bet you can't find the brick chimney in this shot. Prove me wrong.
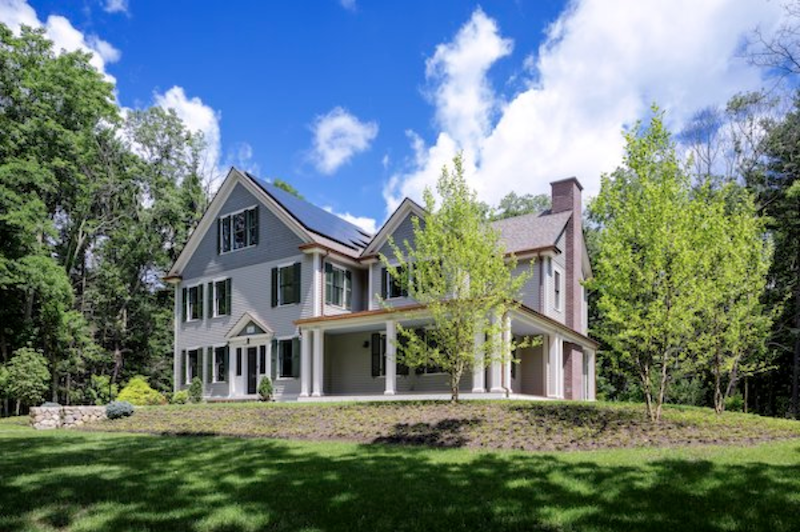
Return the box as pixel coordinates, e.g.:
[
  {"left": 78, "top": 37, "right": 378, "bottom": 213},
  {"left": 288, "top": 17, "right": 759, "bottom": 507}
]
[{"left": 550, "top": 177, "right": 583, "bottom": 331}]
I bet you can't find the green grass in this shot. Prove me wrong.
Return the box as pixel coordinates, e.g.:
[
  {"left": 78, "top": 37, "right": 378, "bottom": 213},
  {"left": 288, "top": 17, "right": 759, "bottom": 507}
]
[
  {"left": 1, "top": 429, "right": 800, "bottom": 531},
  {"left": 86, "top": 400, "right": 800, "bottom": 451}
]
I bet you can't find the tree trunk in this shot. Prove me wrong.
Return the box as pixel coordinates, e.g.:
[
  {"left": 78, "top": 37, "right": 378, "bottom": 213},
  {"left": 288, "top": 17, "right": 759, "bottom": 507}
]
[
  {"left": 744, "top": 376, "right": 749, "bottom": 414},
  {"left": 639, "top": 363, "right": 656, "bottom": 422},
  {"left": 655, "top": 356, "right": 669, "bottom": 423},
  {"left": 15, "top": 399, "right": 20, "bottom": 417},
  {"left": 450, "top": 368, "right": 461, "bottom": 403},
  {"left": 714, "top": 349, "right": 723, "bottom": 414},
  {"left": 793, "top": 283, "right": 800, "bottom": 419}
]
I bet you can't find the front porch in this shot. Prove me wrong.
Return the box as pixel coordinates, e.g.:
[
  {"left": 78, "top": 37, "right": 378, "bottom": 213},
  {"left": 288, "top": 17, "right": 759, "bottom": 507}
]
[
  {"left": 295, "top": 305, "right": 598, "bottom": 402},
  {"left": 296, "top": 391, "right": 553, "bottom": 403}
]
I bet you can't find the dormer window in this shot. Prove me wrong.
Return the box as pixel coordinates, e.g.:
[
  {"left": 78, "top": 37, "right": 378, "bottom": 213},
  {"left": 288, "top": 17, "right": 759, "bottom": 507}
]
[{"left": 218, "top": 206, "right": 258, "bottom": 253}]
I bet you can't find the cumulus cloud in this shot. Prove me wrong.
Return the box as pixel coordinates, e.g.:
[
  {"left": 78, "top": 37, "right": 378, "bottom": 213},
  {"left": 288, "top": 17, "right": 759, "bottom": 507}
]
[
  {"left": 310, "top": 107, "right": 378, "bottom": 175},
  {"left": 385, "top": 1, "right": 785, "bottom": 215},
  {"left": 0, "top": 0, "right": 121, "bottom": 83},
  {"left": 324, "top": 207, "right": 377, "bottom": 234},
  {"left": 340, "top": 0, "right": 357, "bottom": 12},
  {"left": 102, "top": 0, "right": 129, "bottom": 14},
  {"left": 154, "top": 86, "right": 224, "bottom": 188}
]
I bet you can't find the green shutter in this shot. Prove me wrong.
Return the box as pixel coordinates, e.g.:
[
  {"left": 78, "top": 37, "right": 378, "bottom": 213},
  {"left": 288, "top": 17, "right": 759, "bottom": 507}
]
[
  {"left": 198, "top": 284, "right": 204, "bottom": 319},
  {"left": 253, "top": 206, "right": 259, "bottom": 245},
  {"left": 271, "top": 267, "right": 278, "bottom": 307},
  {"left": 381, "top": 267, "right": 387, "bottom": 298},
  {"left": 325, "top": 263, "right": 333, "bottom": 305},
  {"left": 217, "top": 218, "right": 221, "bottom": 254},
  {"left": 345, "top": 270, "right": 352, "bottom": 309},
  {"left": 225, "top": 278, "right": 232, "bottom": 315},
  {"left": 181, "top": 288, "right": 187, "bottom": 322},
  {"left": 291, "top": 338, "right": 301, "bottom": 378},
  {"left": 236, "top": 348, "right": 242, "bottom": 376},
  {"left": 207, "top": 282, "right": 214, "bottom": 317},
  {"left": 206, "top": 347, "right": 213, "bottom": 385},
  {"left": 292, "top": 262, "right": 301, "bottom": 304},
  {"left": 179, "top": 349, "right": 186, "bottom": 388},
  {"left": 271, "top": 339, "right": 278, "bottom": 380},
  {"left": 371, "top": 333, "right": 382, "bottom": 377},
  {"left": 223, "top": 346, "right": 229, "bottom": 382}
]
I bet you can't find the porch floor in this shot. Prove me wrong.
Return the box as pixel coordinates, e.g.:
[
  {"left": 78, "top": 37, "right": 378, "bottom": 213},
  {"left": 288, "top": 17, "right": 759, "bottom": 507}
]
[{"left": 296, "top": 392, "right": 553, "bottom": 403}]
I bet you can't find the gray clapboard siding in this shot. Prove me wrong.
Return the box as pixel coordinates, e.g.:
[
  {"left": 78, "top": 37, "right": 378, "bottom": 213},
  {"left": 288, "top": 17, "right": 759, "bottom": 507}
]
[
  {"left": 182, "top": 183, "right": 305, "bottom": 280},
  {"left": 511, "top": 258, "right": 540, "bottom": 312},
  {"left": 322, "top": 257, "right": 367, "bottom": 316}
]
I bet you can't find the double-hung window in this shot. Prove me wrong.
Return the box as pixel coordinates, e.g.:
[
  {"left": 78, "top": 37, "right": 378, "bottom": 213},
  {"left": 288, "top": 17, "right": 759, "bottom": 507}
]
[
  {"left": 325, "top": 263, "right": 352, "bottom": 309},
  {"left": 554, "top": 269, "right": 562, "bottom": 311},
  {"left": 218, "top": 207, "right": 258, "bottom": 253},
  {"left": 213, "top": 278, "right": 232, "bottom": 317},
  {"left": 213, "top": 346, "right": 227, "bottom": 382},
  {"left": 187, "top": 348, "right": 200, "bottom": 384},
  {"left": 381, "top": 266, "right": 408, "bottom": 299},
  {"left": 271, "top": 338, "right": 299, "bottom": 379},
  {"left": 271, "top": 263, "right": 301, "bottom": 307},
  {"left": 183, "top": 285, "right": 203, "bottom": 322}
]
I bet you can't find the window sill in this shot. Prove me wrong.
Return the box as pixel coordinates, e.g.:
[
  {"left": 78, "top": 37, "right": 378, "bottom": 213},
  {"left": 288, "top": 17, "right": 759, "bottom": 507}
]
[
  {"left": 218, "top": 244, "right": 257, "bottom": 256},
  {"left": 276, "top": 377, "right": 297, "bottom": 381}
]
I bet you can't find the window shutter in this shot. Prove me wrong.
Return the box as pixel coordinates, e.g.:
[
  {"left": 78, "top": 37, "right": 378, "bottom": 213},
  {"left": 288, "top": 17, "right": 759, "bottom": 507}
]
[
  {"left": 217, "top": 218, "right": 221, "bottom": 254},
  {"left": 206, "top": 347, "right": 213, "bottom": 384},
  {"left": 291, "top": 338, "right": 300, "bottom": 378},
  {"left": 271, "top": 339, "right": 278, "bottom": 380},
  {"left": 225, "top": 278, "right": 232, "bottom": 315},
  {"left": 236, "top": 348, "right": 242, "bottom": 376},
  {"left": 371, "top": 333, "right": 381, "bottom": 377},
  {"left": 345, "top": 270, "right": 352, "bottom": 309},
  {"left": 179, "top": 349, "right": 186, "bottom": 389},
  {"left": 325, "top": 263, "right": 333, "bottom": 305},
  {"left": 207, "top": 282, "right": 214, "bottom": 317},
  {"left": 253, "top": 206, "right": 259, "bottom": 245},
  {"left": 271, "top": 267, "right": 278, "bottom": 307},
  {"left": 223, "top": 346, "right": 230, "bottom": 382},
  {"left": 198, "top": 284, "right": 204, "bottom": 319},
  {"left": 292, "top": 262, "right": 301, "bottom": 304},
  {"left": 381, "top": 268, "right": 387, "bottom": 298},
  {"left": 181, "top": 288, "right": 187, "bottom": 322}
]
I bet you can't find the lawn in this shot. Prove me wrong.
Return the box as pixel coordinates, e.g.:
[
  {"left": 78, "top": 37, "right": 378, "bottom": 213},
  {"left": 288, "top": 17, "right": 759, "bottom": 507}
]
[
  {"left": 82, "top": 400, "right": 800, "bottom": 451},
  {"left": 1, "top": 425, "right": 799, "bottom": 531}
]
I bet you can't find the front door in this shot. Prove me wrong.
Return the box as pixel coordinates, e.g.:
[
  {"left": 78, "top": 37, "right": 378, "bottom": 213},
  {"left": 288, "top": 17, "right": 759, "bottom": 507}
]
[{"left": 247, "top": 347, "right": 257, "bottom": 394}]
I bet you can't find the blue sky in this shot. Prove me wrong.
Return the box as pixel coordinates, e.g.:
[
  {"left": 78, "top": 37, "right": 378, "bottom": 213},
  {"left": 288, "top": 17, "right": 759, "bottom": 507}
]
[{"left": 0, "top": 0, "right": 786, "bottom": 233}]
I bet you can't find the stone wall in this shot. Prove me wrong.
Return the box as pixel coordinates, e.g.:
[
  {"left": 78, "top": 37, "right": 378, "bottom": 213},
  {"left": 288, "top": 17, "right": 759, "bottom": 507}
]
[{"left": 30, "top": 406, "right": 107, "bottom": 430}]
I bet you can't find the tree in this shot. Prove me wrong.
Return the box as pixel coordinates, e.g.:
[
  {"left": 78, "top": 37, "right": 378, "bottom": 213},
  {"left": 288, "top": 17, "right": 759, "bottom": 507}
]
[
  {"left": 273, "top": 179, "right": 304, "bottom": 199},
  {"left": 746, "top": 1, "right": 800, "bottom": 79},
  {"left": 589, "top": 108, "right": 703, "bottom": 422},
  {"left": 693, "top": 184, "right": 774, "bottom": 413},
  {"left": 381, "top": 153, "right": 532, "bottom": 402},
  {"left": 6, "top": 348, "right": 51, "bottom": 415},
  {"left": 489, "top": 192, "right": 550, "bottom": 221}
]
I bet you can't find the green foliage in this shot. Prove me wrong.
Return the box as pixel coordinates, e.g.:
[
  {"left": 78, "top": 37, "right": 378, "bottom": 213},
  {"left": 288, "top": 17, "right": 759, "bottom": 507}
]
[
  {"left": 489, "top": 191, "right": 550, "bottom": 221},
  {"left": 117, "top": 377, "right": 166, "bottom": 406},
  {"left": 188, "top": 377, "right": 203, "bottom": 404},
  {"left": 381, "top": 153, "right": 532, "bottom": 402},
  {"left": 666, "top": 376, "right": 708, "bottom": 407},
  {"left": 258, "top": 377, "right": 274, "bottom": 402},
  {"left": 6, "top": 349, "right": 51, "bottom": 413},
  {"left": 86, "top": 375, "right": 118, "bottom": 406},
  {"left": 106, "top": 401, "right": 134, "bottom": 419},
  {"left": 725, "top": 393, "right": 745, "bottom": 413},
  {"left": 172, "top": 390, "right": 189, "bottom": 404},
  {"left": 272, "top": 179, "right": 304, "bottom": 199}
]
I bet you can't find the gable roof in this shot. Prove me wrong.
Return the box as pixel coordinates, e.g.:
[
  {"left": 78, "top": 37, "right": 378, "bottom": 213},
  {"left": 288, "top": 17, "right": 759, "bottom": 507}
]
[
  {"left": 491, "top": 210, "right": 571, "bottom": 255},
  {"left": 360, "top": 197, "right": 426, "bottom": 258},
  {"left": 246, "top": 172, "right": 372, "bottom": 253}
]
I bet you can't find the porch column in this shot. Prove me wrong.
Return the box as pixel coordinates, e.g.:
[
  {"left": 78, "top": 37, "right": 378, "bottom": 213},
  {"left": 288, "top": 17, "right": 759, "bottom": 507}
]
[
  {"left": 472, "top": 329, "right": 485, "bottom": 393},
  {"left": 586, "top": 347, "right": 596, "bottom": 401},
  {"left": 300, "top": 329, "right": 311, "bottom": 397},
  {"left": 547, "top": 333, "right": 563, "bottom": 398},
  {"left": 502, "top": 314, "right": 512, "bottom": 393},
  {"left": 228, "top": 347, "right": 236, "bottom": 398},
  {"left": 489, "top": 314, "right": 503, "bottom": 393},
  {"left": 385, "top": 320, "right": 396, "bottom": 395},
  {"left": 265, "top": 338, "right": 273, "bottom": 382},
  {"left": 312, "top": 328, "right": 324, "bottom": 397}
]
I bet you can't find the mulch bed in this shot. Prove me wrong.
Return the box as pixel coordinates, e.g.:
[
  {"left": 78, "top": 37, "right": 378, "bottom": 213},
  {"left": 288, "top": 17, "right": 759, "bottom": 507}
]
[{"left": 79, "top": 401, "right": 800, "bottom": 452}]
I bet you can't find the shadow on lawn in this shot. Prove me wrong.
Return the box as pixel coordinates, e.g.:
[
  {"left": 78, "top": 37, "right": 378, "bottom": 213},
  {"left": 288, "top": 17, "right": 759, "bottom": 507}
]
[
  {"left": 373, "top": 418, "right": 479, "bottom": 448},
  {"left": 0, "top": 433, "right": 799, "bottom": 532}
]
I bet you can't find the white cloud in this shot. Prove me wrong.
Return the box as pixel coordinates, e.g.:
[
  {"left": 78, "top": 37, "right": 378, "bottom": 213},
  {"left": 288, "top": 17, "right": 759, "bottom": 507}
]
[
  {"left": 0, "top": 0, "right": 121, "bottom": 83},
  {"left": 324, "top": 206, "right": 377, "bottom": 234},
  {"left": 154, "top": 86, "right": 223, "bottom": 188},
  {"left": 310, "top": 107, "right": 378, "bottom": 175},
  {"left": 102, "top": 0, "right": 129, "bottom": 14},
  {"left": 385, "top": 1, "right": 785, "bottom": 215},
  {"left": 340, "top": 0, "right": 357, "bottom": 12}
]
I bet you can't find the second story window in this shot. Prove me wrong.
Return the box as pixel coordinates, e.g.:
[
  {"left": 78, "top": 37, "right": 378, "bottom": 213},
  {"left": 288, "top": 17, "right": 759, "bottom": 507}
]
[
  {"left": 554, "top": 269, "right": 562, "bottom": 311},
  {"left": 271, "top": 262, "right": 301, "bottom": 307},
  {"left": 182, "top": 284, "right": 204, "bottom": 322},
  {"left": 381, "top": 266, "right": 408, "bottom": 299},
  {"left": 218, "top": 206, "right": 258, "bottom": 254},
  {"left": 325, "top": 263, "right": 352, "bottom": 309}
]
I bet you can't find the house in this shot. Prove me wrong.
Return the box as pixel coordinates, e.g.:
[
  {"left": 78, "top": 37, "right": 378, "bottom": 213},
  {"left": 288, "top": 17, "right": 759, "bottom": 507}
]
[{"left": 165, "top": 167, "right": 598, "bottom": 401}]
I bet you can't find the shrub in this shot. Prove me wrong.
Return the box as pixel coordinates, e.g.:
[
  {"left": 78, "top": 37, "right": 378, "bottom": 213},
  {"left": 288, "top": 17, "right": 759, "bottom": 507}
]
[
  {"left": 725, "top": 393, "right": 744, "bottom": 413},
  {"left": 258, "top": 377, "right": 273, "bottom": 402},
  {"left": 7, "top": 348, "right": 51, "bottom": 414},
  {"left": 117, "top": 376, "right": 167, "bottom": 406},
  {"left": 188, "top": 377, "right": 203, "bottom": 403},
  {"left": 106, "top": 401, "right": 134, "bottom": 419},
  {"left": 86, "top": 374, "right": 118, "bottom": 406},
  {"left": 172, "top": 390, "right": 189, "bottom": 404}
]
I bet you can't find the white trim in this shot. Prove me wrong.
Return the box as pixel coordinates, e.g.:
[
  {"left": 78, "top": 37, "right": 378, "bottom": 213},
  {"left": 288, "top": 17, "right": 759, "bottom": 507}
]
[
  {"left": 185, "top": 346, "right": 203, "bottom": 385},
  {"left": 225, "top": 311, "right": 274, "bottom": 340},
  {"left": 210, "top": 277, "right": 231, "bottom": 318},
  {"left": 211, "top": 344, "right": 228, "bottom": 384},
  {"left": 276, "top": 262, "right": 301, "bottom": 307},
  {"left": 183, "top": 282, "right": 204, "bottom": 323},
  {"left": 553, "top": 266, "right": 564, "bottom": 312},
  {"left": 167, "top": 168, "right": 312, "bottom": 278},
  {"left": 312, "top": 253, "right": 321, "bottom": 317},
  {"left": 217, "top": 204, "right": 258, "bottom": 255},
  {"left": 324, "top": 262, "right": 352, "bottom": 310},
  {"left": 362, "top": 198, "right": 426, "bottom": 256}
]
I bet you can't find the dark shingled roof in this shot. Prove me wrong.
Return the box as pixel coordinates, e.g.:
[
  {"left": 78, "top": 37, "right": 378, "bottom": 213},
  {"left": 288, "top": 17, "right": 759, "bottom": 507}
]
[
  {"left": 491, "top": 210, "right": 572, "bottom": 254},
  {"left": 247, "top": 172, "right": 373, "bottom": 251}
]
